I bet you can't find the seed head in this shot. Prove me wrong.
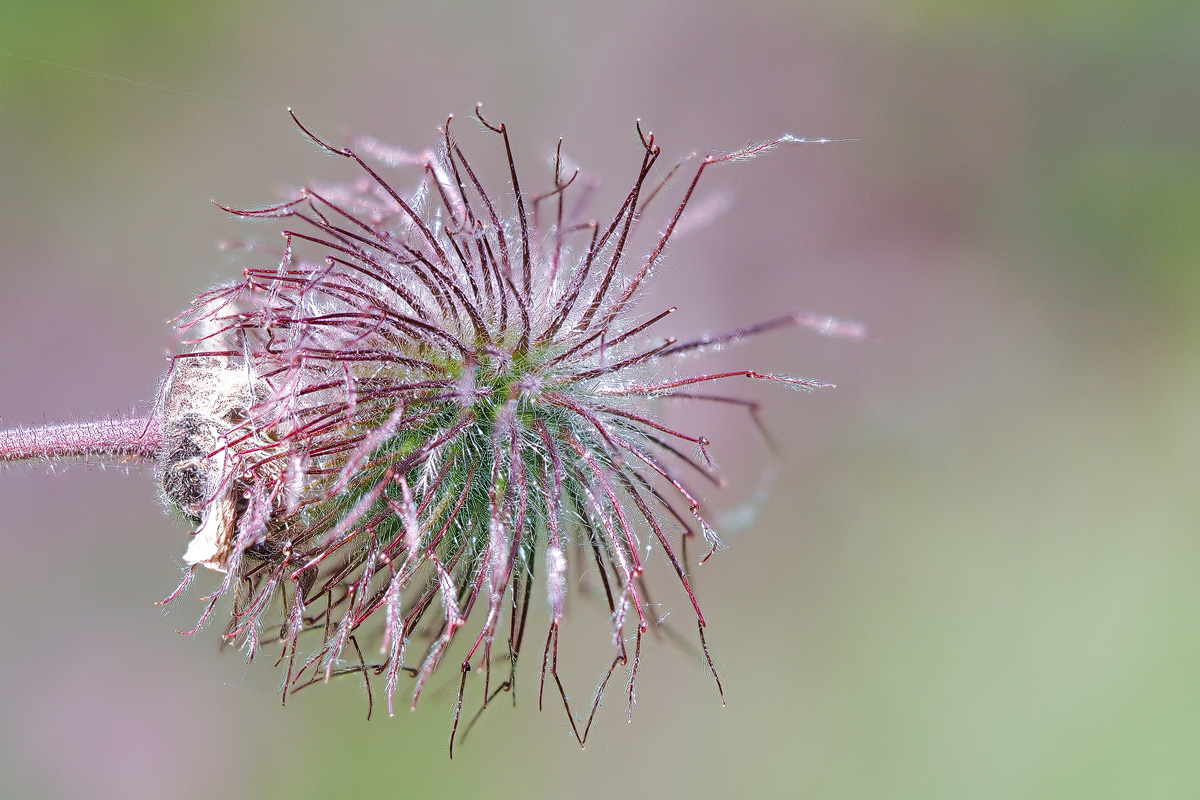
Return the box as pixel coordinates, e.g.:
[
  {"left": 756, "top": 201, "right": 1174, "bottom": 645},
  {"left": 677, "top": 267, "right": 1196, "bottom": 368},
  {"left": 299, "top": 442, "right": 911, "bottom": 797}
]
[{"left": 1, "top": 107, "right": 861, "bottom": 751}]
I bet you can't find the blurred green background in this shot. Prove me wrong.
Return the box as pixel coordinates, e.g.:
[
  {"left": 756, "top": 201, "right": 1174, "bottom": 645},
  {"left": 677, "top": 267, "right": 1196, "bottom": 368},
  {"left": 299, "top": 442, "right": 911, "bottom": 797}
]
[{"left": 1, "top": 1, "right": 1198, "bottom": 798}]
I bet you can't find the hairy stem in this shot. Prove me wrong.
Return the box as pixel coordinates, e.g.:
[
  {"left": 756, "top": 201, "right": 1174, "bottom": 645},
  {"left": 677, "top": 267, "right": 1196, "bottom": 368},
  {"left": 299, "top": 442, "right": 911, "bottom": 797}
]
[{"left": 0, "top": 416, "right": 161, "bottom": 465}]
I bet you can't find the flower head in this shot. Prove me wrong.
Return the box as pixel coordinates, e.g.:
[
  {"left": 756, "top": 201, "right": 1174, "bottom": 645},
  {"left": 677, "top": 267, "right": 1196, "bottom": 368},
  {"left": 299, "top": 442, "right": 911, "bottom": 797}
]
[{"left": 1, "top": 107, "right": 860, "bottom": 751}]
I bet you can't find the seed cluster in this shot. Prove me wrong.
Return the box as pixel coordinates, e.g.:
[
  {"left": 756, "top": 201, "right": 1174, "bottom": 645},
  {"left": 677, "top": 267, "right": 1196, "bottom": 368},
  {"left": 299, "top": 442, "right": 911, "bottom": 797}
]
[{"left": 143, "top": 108, "right": 853, "bottom": 750}]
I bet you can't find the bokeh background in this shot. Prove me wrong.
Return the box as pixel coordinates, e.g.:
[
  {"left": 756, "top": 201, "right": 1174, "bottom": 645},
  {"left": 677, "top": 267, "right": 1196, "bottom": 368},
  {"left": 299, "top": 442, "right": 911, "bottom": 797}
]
[{"left": 1, "top": 1, "right": 1198, "bottom": 798}]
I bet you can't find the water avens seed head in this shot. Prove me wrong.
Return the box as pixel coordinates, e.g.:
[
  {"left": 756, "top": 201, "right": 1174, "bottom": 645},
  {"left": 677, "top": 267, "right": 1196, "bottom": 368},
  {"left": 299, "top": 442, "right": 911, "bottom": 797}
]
[{"left": 0, "top": 108, "right": 861, "bottom": 752}]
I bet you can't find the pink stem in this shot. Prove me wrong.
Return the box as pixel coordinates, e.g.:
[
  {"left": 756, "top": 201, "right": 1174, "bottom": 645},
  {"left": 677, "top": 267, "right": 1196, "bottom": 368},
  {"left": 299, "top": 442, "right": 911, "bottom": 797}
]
[{"left": 0, "top": 416, "right": 161, "bottom": 465}]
